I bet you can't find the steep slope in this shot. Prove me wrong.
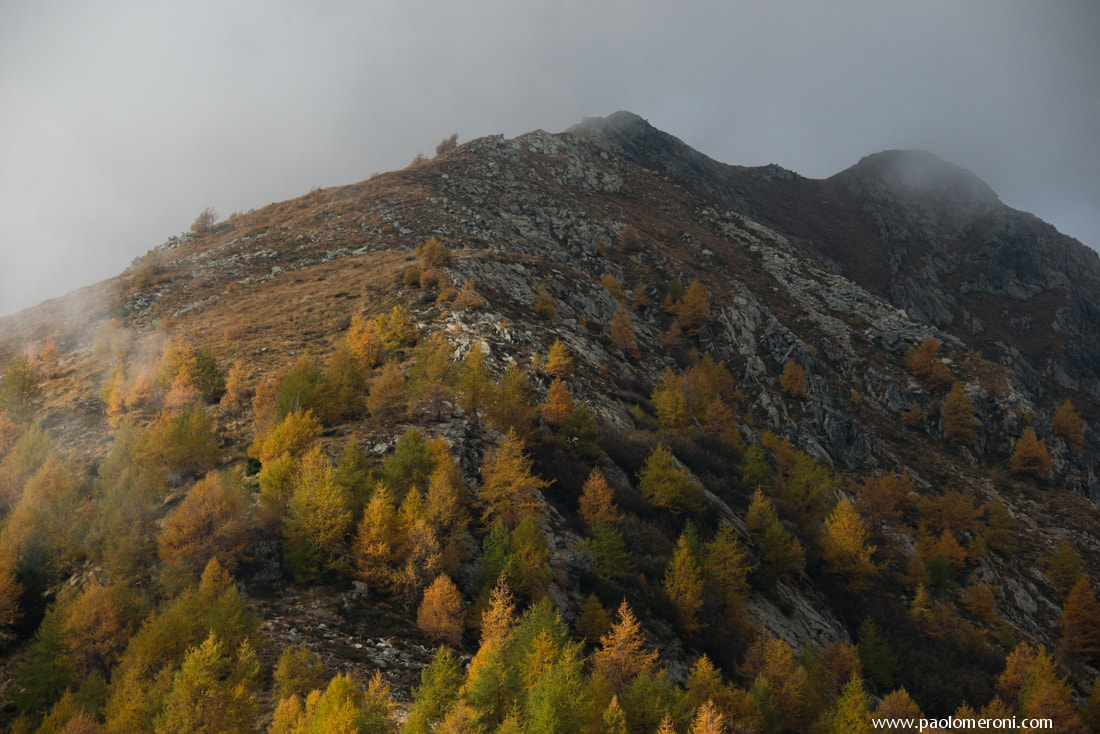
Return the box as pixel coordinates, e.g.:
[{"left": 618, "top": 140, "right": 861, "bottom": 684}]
[
  {"left": 0, "top": 114, "right": 1098, "bottom": 728},
  {"left": 575, "top": 111, "right": 1100, "bottom": 430}
]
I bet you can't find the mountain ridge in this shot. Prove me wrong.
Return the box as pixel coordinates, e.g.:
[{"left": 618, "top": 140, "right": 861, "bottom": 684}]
[{"left": 0, "top": 112, "right": 1098, "bottom": 728}]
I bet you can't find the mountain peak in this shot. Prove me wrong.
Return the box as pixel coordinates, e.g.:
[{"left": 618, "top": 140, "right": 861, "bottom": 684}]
[{"left": 832, "top": 149, "right": 1000, "bottom": 212}]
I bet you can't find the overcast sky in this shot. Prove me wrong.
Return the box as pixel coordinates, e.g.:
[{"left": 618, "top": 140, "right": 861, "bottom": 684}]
[{"left": 2, "top": 0, "right": 1097, "bottom": 317}]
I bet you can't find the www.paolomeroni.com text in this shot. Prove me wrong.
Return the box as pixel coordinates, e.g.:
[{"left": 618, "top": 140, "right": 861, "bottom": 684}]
[{"left": 872, "top": 716, "right": 1051, "bottom": 730}]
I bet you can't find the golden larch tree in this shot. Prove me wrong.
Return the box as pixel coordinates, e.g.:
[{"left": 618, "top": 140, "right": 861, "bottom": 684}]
[
  {"left": 366, "top": 361, "right": 406, "bottom": 423},
  {"left": 874, "top": 688, "right": 923, "bottom": 732},
  {"left": 545, "top": 339, "right": 574, "bottom": 379},
  {"left": 477, "top": 428, "right": 550, "bottom": 528},
  {"left": 1052, "top": 399, "right": 1085, "bottom": 451},
  {"left": 674, "top": 280, "right": 710, "bottom": 334},
  {"left": 665, "top": 534, "right": 706, "bottom": 633},
  {"left": 780, "top": 360, "right": 808, "bottom": 399},
  {"left": 942, "top": 382, "right": 980, "bottom": 445},
  {"left": 820, "top": 498, "right": 877, "bottom": 588},
  {"left": 353, "top": 482, "right": 401, "bottom": 591},
  {"left": 1010, "top": 427, "right": 1053, "bottom": 477},
  {"left": 904, "top": 336, "right": 953, "bottom": 391},
  {"left": 578, "top": 468, "right": 621, "bottom": 529},
  {"left": 690, "top": 701, "right": 726, "bottom": 734},
  {"left": 601, "top": 273, "right": 626, "bottom": 302},
  {"left": 157, "top": 471, "right": 249, "bottom": 580},
  {"left": 1060, "top": 577, "right": 1100, "bottom": 663},
  {"left": 416, "top": 236, "right": 452, "bottom": 268},
  {"left": 540, "top": 378, "right": 575, "bottom": 428},
  {"left": 608, "top": 305, "right": 640, "bottom": 357},
  {"left": 592, "top": 600, "right": 659, "bottom": 693},
  {"left": 418, "top": 574, "right": 465, "bottom": 647}
]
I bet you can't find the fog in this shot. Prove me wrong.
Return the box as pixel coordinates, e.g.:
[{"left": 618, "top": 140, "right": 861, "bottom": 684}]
[{"left": 1, "top": 0, "right": 1097, "bottom": 316}]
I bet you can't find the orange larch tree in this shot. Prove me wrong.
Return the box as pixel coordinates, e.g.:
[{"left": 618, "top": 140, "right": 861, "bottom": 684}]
[
  {"left": 942, "top": 382, "right": 980, "bottom": 445},
  {"left": 1010, "top": 427, "right": 1053, "bottom": 477},
  {"left": 780, "top": 360, "right": 808, "bottom": 399},
  {"left": 591, "top": 601, "right": 659, "bottom": 693},
  {"left": 1051, "top": 399, "right": 1086, "bottom": 451},
  {"left": 578, "top": 468, "right": 621, "bottom": 529},
  {"left": 477, "top": 429, "right": 550, "bottom": 528}
]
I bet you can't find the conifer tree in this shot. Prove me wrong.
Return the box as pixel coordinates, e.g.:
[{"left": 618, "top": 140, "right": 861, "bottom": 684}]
[
  {"left": 15, "top": 601, "right": 73, "bottom": 713},
  {"left": 407, "top": 333, "right": 455, "bottom": 418},
  {"left": 608, "top": 305, "right": 640, "bottom": 358},
  {"left": 485, "top": 363, "right": 539, "bottom": 442},
  {"left": 0, "top": 355, "right": 42, "bottom": 421},
  {"left": 820, "top": 497, "right": 877, "bottom": 587},
  {"left": 463, "top": 578, "right": 517, "bottom": 730},
  {"left": 546, "top": 339, "right": 574, "bottom": 379},
  {"left": 533, "top": 282, "right": 557, "bottom": 319},
  {"left": 540, "top": 378, "right": 576, "bottom": 428},
  {"left": 857, "top": 618, "right": 897, "bottom": 689},
  {"left": 652, "top": 370, "right": 691, "bottom": 436},
  {"left": 739, "top": 444, "right": 771, "bottom": 489},
  {"left": 353, "top": 482, "right": 401, "bottom": 591},
  {"left": 780, "top": 360, "right": 808, "bottom": 399},
  {"left": 665, "top": 533, "right": 706, "bottom": 633},
  {"left": 830, "top": 676, "right": 872, "bottom": 734},
  {"left": 366, "top": 361, "right": 406, "bottom": 423},
  {"left": 703, "top": 395, "right": 743, "bottom": 452},
  {"left": 1052, "top": 399, "right": 1086, "bottom": 451},
  {"left": 760, "top": 521, "right": 806, "bottom": 579},
  {"left": 457, "top": 347, "right": 491, "bottom": 415},
  {"left": 703, "top": 524, "right": 755, "bottom": 616},
  {"left": 900, "top": 401, "right": 925, "bottom": 427},
  {"left": 478, "top": 429, "right": 550, "bottom": 528},
  {"left": 909, "top": 584, "right": 937, "bottom": 634},
  {"left": 377, "top": 304, "right": 416, "bottom": 350},
  {"left": 250, "top": 409, "right": 321, "bottom": 467},
  {"left": 346, "top": 312, "right": 384, "bottom": 371},
  {"left": 579, "top": 469, "right": 621, "bottom": 529},
  {"left": 575, "top": 594, "right": 612, "bottom": 643},
  {"left": 746, "top": 487, "right": 778, "bottom": 542},
  {"left": 1046, "top": 541, "right": 1083, "bottom": 599},
  {"left": 942, "top": 382, "right": 980, "bottom": 445},
  {"left": 404, "top": 648, "right": 465, "bottom": 734},
  {"left": 1060, "top": 576, "right": 1100, "bottom": 664},
  {"left": 0, "top": 566, "right": 21, "bottom": 627},
  {"left": 674, "top": 280, "right": 710, "bottom": 334},
  {"left": 873, "top": 688, "right": 923, "bottom": 732},
  {"left": 904, "top": 337, "right": 954, "bottom": 391},
  {"left": 274, "top": 644, "right": 328, "bottom": 700},
  {"left": 601, "top": 695, "right": 630, "bottom": 734},
  {"left": 854, "top": 472, "right": 913, "bottom": 538},
  {"left": 222, "top": 361, "right": 249, "bottom": 411},
  {"left": 1010, "top": 426, "right": 1053, "bottom": 477},
  {"left": 592, "top": 601, "right": 659, "bottom": 694},
  {"left": 637, "top": 444, "right": 703, "bottom": 514},
  {"left": 157, "top": 471, "right": 249, "bottom": 582},
  {"left": 416, "top": 236, "right": 452, "bottom": 268},
  {"left": 154, "top": 633, "right": 259, "bottom": 734},
  {"left": 690, "top": 700, "right": 726, "bottom": 734},
  {"left": 283, "top": 447, "right": 354, "bottom": 583}
]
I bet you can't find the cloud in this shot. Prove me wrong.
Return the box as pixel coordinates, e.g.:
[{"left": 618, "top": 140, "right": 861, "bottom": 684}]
[{"left": 1, "top": 0, "right": 1096, "bottom": 315}]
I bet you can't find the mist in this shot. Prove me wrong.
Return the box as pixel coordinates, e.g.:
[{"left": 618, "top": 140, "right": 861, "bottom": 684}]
[{"left": 2, "top": 0, "right": 1097, "bottom": 316}]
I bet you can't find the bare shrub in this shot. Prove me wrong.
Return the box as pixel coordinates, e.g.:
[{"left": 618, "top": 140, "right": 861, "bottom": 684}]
[
  {"left": 190, "top": 207, "right": 218, "bottom": 234},
  {"left": 436, "top": 133, "right": 459, "bottom": 156}
]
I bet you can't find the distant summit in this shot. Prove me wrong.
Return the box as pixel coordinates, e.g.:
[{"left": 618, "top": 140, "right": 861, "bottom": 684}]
[{"left": 831, "top": 149, "right": 1001, "bottom": 220}]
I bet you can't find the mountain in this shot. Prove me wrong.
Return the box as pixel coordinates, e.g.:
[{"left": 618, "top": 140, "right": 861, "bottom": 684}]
[{"left": 0, "top": 112, "right": 1097, "bottom": 729}]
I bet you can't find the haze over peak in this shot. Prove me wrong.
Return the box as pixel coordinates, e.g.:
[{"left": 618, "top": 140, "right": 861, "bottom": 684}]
[{"left": 832, "top": 149, "right": 1000, "bottom": 213}]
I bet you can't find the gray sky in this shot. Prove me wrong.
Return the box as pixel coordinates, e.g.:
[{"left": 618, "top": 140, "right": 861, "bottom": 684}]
[{"left": 2, "top": 0, "right": 1098, "bottom": 317}]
